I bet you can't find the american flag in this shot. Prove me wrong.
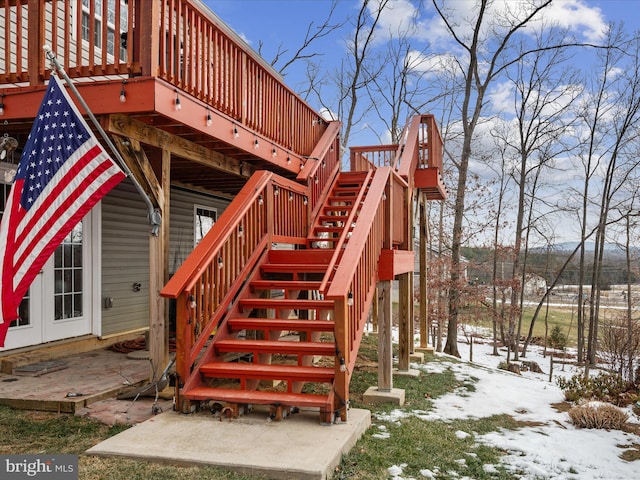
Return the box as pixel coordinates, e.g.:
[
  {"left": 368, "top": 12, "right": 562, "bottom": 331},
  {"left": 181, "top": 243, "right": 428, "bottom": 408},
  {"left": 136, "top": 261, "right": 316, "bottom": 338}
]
[{"left": 0, "top": 74, "right": 125, "bottom": 346}]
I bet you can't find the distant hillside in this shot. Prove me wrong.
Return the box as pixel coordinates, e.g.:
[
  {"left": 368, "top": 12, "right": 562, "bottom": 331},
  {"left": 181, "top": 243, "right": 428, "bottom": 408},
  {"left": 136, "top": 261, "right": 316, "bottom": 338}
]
[{"left": 531, "top": 242, "right": 640, "bottom": 257}]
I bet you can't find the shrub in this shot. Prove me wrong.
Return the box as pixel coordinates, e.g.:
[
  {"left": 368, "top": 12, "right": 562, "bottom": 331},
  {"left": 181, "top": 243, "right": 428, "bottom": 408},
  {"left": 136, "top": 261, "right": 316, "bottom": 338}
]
[
  {"left": 568, "top": 402, "right": 628, "bottom": 430},
  {"left": 556, "top": 372, "right": 628, "bottom": 405}
]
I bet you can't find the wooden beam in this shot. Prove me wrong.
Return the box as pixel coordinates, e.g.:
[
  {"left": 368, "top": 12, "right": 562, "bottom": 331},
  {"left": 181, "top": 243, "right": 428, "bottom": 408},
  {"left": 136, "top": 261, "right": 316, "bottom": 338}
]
[
  {"left": 378, "top": 250, "right": 414, "bottom": 280},
  {"left": 112, "top": 136, "right": 163, "bottom": 210},
  {"left": 148, "top": 149, "right": 171, "bottom": 382},
  {"left": 106, "top": 114, "right": 251, "bottom": 178}
]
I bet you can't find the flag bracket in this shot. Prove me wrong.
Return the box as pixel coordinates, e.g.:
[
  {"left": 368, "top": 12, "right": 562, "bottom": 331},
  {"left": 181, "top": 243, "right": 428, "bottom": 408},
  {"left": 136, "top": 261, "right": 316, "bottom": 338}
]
[{"left": 43, "top": 46, "right": 162, "bottom": 237}]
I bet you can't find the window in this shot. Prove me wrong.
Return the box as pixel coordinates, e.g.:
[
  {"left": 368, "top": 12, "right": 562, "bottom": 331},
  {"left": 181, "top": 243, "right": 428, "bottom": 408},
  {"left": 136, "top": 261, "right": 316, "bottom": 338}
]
[
  {"left": 53, "top": 223, "right": 84, "bottom": 320},
  {"left": 80, "top": 0, "right": 128, "bottom": 59},
  {"left": 194, "top": 206, "right": 217, "bottom": 246}
]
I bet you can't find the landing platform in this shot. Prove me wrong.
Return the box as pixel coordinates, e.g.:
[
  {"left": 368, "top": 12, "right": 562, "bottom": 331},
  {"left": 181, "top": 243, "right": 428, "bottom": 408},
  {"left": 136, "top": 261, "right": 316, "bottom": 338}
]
[{"left": 88, "top": 407, "right": 371, "bottom": 480}]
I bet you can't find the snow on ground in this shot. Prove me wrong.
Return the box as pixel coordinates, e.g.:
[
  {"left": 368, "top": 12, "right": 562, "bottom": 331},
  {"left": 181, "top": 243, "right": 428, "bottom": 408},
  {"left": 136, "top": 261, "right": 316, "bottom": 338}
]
[{"left": 378, "top": 327, "right": 640, "bottom": 479}]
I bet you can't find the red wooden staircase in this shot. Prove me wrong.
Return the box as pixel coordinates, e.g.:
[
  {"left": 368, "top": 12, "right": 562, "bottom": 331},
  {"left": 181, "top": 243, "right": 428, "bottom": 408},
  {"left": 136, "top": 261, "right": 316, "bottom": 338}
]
[
  {"left": 160, "top": 114, "right": 445, "bottom": 424},
  {"left": 163, "top": 170, "right": 375, "bottom": 423}
]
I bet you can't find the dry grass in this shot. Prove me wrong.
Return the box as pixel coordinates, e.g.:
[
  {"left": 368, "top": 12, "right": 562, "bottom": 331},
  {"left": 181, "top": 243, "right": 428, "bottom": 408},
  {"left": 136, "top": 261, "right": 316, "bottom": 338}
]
[{"left": 568, "top": 402, "right": 629, "bottom": 430}]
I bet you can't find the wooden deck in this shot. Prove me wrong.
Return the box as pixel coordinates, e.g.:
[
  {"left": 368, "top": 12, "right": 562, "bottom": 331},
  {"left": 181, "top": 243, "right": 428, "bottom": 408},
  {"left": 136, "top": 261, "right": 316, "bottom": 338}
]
[{"left": 0, "top": 343, "right": 170, "bottom": 420}]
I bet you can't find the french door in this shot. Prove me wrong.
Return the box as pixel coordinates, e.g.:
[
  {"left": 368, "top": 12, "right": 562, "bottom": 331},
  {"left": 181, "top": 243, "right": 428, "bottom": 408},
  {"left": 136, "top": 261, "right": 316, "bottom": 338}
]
[{"left": 1, "top": 208, "right": 98, "bottom": 350}]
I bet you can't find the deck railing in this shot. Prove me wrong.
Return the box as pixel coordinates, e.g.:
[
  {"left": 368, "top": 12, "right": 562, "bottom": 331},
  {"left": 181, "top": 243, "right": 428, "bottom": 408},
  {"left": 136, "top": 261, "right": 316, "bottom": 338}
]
[
  {"left": 395, "top": 114, "right": 443, "bottom": 179},
  {"left": 349, "top": 145, "right": 398, "bottom": 171},
  {"left": 160, "top": 171, "right": 309, "bottom": 385},
  {"left": 0, "top": 0, "right": 327, "bottom": 157}
]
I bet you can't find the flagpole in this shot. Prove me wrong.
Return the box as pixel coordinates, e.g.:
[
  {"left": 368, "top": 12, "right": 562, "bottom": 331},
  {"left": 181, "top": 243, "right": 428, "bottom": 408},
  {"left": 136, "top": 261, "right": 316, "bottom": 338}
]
[{"left": 43, "top": 45, "right": 162, "bottom": 236}]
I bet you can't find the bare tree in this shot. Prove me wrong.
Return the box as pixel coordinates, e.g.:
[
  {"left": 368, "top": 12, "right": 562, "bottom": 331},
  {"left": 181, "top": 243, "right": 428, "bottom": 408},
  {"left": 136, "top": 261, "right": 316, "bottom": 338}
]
[
  {"left": 571, "top": 25, "right": 624, "bottom": 364},
  {"left": 259, "top": 1, "right": 344, "bottom": 78},
  {"left": 585, "top": 30, "right": 640, "bottom": 369},
  {"left": 338, "top": 0, "right": 391, "bottom": 154},
  {"left": 431, "top": 0, "right": 564, "bottom": 357},
  {"left": 499, "top": 34, "right": 581, "bottom": 361}
]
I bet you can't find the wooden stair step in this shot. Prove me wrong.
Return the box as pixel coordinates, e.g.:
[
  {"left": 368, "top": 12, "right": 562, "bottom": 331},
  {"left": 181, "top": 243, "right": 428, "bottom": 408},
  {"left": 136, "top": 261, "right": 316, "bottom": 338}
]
[
  {"left": 267, "top": 249, "right": 333, "bottom": 264},
  {"left": 333, "top": 187, "right": 361, "bottom": 194},
  {"left": 307, "top": 237, "right": 342, "bottom": 246},
  {"left": 322, "top": 202, "right": 353, "bottom": 212},
  {"left": 326, "top": 196, "right": 356, "bottom": 203},
  {"left": 185, "top": 387, "right": 331, "bottom": 408},
  {"left": 200, "top": 362, "right": 334, "bottom": 382},
  {"left": 250, "top": 280, "right": 323, "bottom": 291},
  {"left": 228, "top": 318, "right": 335, "bottom": 332},
  {"left": 260, "top": 263, "right": 328, "bottom": 274},
  {"left": 315, "top": 226, "right": 347, "bottom": 234},
  {"left": 239, "top": 298, "right": 334, "bottom": 310},
  {"left": 215, "top": 339, "right": 335, "bottom": 356},
  {"left": 319, "top": 215, "right": 350, "bottom": 222}
]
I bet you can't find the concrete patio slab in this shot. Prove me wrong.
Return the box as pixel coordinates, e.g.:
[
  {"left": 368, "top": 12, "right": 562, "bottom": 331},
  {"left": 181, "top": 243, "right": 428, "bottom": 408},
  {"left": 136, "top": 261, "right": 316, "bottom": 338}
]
[{"left": 87, "top": 407, "right": 371, "bottom": 480}]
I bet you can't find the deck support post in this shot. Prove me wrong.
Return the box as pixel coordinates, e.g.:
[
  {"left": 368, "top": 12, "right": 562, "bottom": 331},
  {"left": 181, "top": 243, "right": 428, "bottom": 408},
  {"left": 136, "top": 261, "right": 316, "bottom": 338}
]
[
  {"left": 377, "top": 280, "right": 393, "bottom": 391},
  {"left": 363, "top": 280, "right": 405, "bottom": 406},
  {"left": 419, "top": 193, "right": 428, "bottom": 348},
  {"left": 398, "top": 273, "right": 411, "bottom": 371}
]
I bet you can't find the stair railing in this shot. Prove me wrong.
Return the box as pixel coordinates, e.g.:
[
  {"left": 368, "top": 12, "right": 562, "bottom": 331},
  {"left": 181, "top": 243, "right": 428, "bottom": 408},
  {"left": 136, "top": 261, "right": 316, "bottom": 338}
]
[
  {"left": 318, "top": 169, "right": 375, "bottom": 294},
  {"left": 297, "top": 120, "right": 342, "bottom": 219},
  {"left": 324, "top": 166, "right": 391, "bottom": 420},
  {"left": 161, "top": 170, "right": 310, "bottom": 394}
]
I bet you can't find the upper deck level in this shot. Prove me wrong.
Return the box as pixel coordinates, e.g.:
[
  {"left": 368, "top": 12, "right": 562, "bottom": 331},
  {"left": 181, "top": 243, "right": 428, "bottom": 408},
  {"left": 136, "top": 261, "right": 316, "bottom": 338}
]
[{"left": 0, "top": 0, "right": 330, "bottom": 196}]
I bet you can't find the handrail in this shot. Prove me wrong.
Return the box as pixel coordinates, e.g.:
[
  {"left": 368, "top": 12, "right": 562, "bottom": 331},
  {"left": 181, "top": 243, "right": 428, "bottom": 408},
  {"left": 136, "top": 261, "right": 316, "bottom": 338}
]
[
  {"left": 297, "top": 120, "right": 342, "bottom": 218},
  {"left": 325, "top": 167, "right": 391, "bottom": 415},
  {"left": 162, "top": 171, "right": 271, "bottom": 297},
  {"left": 318, "top": 169, "right": 375, "bottom": 294},
  {"left": 161, "top": 170, "right": 310, "bottom": 383}
]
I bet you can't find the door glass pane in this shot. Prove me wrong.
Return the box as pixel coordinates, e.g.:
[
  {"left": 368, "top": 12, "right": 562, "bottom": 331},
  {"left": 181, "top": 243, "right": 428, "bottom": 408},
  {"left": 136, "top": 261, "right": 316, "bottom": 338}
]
[
  {"left": 1, "top": 182, "right": 30, "bottom": 327},
  {"left": 54, "top": 223, "right": 83, "bottom": 320}
]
